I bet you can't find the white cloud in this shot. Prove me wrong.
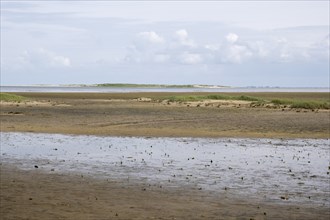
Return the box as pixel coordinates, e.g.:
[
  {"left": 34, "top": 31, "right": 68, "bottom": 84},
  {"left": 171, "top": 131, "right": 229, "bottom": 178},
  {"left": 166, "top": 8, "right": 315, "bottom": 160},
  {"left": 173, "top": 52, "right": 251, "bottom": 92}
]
[
  {"left": 19, "top": 48, "right": 71, "bottom": 67},
  {"left": 176, "top": 29, "right": 188, "bottom": 39},
  {"left": 128, "top": 30, "right": 258, "bottom": 65},
  {"left": 175, "top": 29, "right": 195, "bottom": 47},
  {"left": 137, "top": 31, "right": 164, "bottom": 44},
  {"left": 223, "top": 44, "right": 253, "bottom": 63},
  {"left": 133, "top": 31, "right": 166, "bottom": 54},
  {"left": 226, "top": 33, "right": 239, "bottom": 43},
  {"left": 179, "top": 52, "right": 202, "bottom": 64},
  {"left": 52, "top": 55, "right": 71, "bottom": 67},
  {"left": 125, "top": 28, "right": 330, "bottom": 66}
]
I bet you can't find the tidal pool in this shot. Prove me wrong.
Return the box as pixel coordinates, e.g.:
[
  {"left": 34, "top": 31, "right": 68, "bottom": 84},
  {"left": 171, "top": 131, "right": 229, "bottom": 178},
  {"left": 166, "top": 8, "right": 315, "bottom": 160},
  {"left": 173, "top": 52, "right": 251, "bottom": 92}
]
[{"left": 1, "top": 132, "right": 329, "bottom": 207}]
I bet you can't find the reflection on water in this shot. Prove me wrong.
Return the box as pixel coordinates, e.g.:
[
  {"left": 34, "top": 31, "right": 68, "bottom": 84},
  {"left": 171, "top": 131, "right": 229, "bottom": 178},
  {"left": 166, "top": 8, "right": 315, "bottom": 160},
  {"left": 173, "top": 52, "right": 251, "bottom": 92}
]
[
  {"left": 1, "top": 86, "right": 329, "bottom": 93},
  {"left": 1, "top": 132, "right": 329, "bottom": 206}
]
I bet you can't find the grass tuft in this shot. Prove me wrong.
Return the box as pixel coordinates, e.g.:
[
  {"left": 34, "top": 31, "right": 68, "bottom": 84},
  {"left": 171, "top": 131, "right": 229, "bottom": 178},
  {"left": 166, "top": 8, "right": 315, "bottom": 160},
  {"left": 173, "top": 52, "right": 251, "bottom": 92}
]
[
  {"left": 271, "top": 98, "right": 329, "bottom": 109},
  {"left": 291, "top": 101, "right": 330, "bottom": 110},
  {"left": 237, "top": 95, "right": 261, "bottom": 102},
  {"left": 205, "top": 94, "right": 231, "bottom": 100},
  {"left": 163, "top": 94, "right": 330, "bottom": 109},
  {"left": 164, "top": 94, "right": 263, "bottom": 103},
  {"left": 167, "top": 96, "right": 202, "bottom": 102},
  {"left": 271, "top": 99, "right": 293, "bottom": 105},
  {"left": 0, "top": 93, "right": 26, "bottom": 102}
]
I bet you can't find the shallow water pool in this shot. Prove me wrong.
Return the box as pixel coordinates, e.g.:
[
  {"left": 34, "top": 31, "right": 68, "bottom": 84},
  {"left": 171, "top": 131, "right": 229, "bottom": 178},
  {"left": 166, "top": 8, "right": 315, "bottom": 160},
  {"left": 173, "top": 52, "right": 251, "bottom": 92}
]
[{"left": 1, "top": 132, "right": 329, "bottom": 207}]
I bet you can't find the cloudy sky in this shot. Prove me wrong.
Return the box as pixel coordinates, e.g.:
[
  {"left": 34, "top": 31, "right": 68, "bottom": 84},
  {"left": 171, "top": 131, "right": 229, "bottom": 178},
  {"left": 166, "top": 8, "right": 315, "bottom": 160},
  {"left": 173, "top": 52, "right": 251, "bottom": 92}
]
[{"left": 1, "top": 1, "right": 329, "bottom": 87}]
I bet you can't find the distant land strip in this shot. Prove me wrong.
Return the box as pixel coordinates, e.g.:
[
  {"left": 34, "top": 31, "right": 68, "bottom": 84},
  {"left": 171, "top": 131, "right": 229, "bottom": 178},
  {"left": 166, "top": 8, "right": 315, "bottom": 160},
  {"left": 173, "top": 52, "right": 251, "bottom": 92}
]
[{"left": 94, "top": 83, "right": 229, "bottom": 89}]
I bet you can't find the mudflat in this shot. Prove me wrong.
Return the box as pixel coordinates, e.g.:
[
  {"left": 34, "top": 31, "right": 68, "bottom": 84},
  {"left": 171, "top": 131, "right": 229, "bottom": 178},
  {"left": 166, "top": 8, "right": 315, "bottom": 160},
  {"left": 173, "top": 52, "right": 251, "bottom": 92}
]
[
  {"left": 0, "top": 92, "right": 329, "bottom": 138},
  {"left": 1, "top": 92, "right": 329, "bottom": 220},
  {"left": 1, "top": 164, "right": 329, "bottom": 220}
]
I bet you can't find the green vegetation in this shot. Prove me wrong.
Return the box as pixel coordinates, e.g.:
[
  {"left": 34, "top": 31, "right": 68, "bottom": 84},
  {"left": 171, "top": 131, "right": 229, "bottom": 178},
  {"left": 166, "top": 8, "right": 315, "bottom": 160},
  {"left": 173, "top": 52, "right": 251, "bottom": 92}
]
[
  {"left": 0, "top": 93, "right": 26, "bottom": 102},
  {"left": 271, "top": 98, "right": 330, "bottom": 109},
  {"left": 291, "top": 101, "right": 329, "bottom": 109},
  {"left": 163, "top": 94, "right": 263, "bottom": 103},
  {"left": 236, "top": 95, "right": 261, "bottom": 102},
  {"left": 271, "top": 99, "right": 293, "bottom": 105},
  {"left": 166, "top": 95, "right": 205, "bottom": 102},
  {"left": 160, "top": 94, "right": 329, "bottom": 109}
]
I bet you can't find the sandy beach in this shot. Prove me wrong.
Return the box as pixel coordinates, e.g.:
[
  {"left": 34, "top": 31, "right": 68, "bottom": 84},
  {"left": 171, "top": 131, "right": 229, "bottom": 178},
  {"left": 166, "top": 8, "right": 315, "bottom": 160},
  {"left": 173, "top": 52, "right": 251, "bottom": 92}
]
[{"left": 1, "top": 92, "right": 329, "bottom": 219}]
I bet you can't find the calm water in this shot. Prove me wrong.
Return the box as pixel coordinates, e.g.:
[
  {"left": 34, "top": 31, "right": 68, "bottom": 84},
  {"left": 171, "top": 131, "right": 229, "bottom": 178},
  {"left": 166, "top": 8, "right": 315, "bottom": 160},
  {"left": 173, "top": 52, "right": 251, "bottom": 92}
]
[
  {"left": 1, "top": 132, "right": 329, "bottom": 207},
  {"left": 1, "top": 86, "right": 329, "bottom": 93}
]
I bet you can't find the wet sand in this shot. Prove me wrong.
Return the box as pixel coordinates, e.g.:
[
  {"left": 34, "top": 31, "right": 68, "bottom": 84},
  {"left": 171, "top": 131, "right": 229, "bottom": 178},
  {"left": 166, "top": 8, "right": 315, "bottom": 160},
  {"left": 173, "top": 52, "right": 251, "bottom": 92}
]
[
  {"left": 1, "top": 164, "right": 329, "bottom": 220},
  {"left": 1, "top": 92, "right": 329, "bottom": 219}
]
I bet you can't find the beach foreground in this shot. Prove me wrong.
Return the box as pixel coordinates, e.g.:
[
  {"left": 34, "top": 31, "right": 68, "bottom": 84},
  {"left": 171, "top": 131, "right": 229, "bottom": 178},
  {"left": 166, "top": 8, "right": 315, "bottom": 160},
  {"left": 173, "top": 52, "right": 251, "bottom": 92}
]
[{"left": 1, "top": 164, "right": 329, "bottom": 220}]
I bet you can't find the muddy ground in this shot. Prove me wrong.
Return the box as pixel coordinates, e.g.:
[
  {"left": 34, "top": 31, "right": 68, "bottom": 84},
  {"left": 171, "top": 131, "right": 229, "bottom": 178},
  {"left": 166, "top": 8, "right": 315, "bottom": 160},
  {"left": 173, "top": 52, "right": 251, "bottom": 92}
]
[
  {"left": 1, "top": 164, "right": 329, "bottom": 220},
  {"left": 0, "top": 92, "right": 329, "bottom": 138}
]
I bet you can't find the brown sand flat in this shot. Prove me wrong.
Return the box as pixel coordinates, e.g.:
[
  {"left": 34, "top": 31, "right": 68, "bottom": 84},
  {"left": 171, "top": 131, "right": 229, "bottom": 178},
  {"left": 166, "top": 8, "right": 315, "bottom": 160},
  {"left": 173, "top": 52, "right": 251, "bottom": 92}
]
[
  {"left": 0, "top": 92, "right": 329, "bottom": 138},
  {"left": 1, "top": 164, "right": 329, "bottom": 220}
]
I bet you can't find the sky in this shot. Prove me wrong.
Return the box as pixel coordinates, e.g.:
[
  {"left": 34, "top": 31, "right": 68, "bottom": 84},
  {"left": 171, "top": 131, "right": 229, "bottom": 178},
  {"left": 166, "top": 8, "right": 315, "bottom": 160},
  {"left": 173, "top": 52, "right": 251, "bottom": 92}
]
[{"left": 1, "top": 1, "right": 329, "bottom": 87}]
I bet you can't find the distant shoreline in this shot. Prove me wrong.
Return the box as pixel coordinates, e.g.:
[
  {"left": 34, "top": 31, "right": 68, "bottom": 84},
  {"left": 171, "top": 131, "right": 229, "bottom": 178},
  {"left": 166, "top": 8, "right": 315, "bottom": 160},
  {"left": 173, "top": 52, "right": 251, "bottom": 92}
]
[
  {"left": 1, "top": 85, "right": 329, "bottom": 93},
  {"left": 1, "top": 83, "right": 329, "bottom": 89},
  {"left": 95, "top": 83, "right": 231, "bottom": 89}
]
